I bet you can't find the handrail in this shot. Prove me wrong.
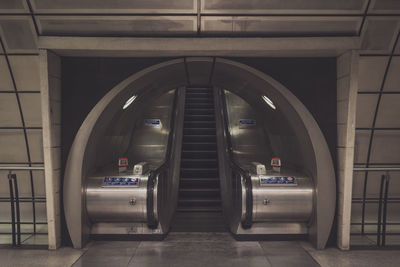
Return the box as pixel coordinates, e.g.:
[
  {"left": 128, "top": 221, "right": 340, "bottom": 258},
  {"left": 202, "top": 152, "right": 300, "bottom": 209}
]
[
  {"left": 219, "top": 88, "right": 253, "bottom": 228},
  {"left": 0, "top": 166, "right": 44, "bottom": 170},
  {"left": 146, "top": 88, "right": 180, "bottom": 229}
]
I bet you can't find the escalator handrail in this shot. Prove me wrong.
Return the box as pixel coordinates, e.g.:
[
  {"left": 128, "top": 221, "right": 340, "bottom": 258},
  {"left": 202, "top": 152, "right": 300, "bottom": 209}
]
[
  {"left": 146, "top": 89, "right": 180, "bottom": 228},
  {"left": 219, "top": 88, "right": 253, "bottom": 228}
]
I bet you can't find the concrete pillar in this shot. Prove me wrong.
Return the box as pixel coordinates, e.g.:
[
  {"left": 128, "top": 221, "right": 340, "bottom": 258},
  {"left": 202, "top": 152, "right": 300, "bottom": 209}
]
[
  {"left": 39, "top": 49, "right": 62, "bottom": 249},
  {"left": 336, "top": 51, "right": 359, "bottom": 250}
]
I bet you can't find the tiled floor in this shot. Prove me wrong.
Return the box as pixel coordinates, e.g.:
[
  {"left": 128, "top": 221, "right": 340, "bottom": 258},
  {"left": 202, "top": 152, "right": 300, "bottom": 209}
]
[{"left": 1, "top": 233, "right": 400, "bottom": 267}]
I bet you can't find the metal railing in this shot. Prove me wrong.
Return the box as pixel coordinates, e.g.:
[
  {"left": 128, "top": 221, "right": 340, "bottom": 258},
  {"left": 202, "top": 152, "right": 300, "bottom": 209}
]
[
  {"left": 352, "top": 167, "right": 400, "bottom": 248},
  {"left": 1, "top": 166, "right": 46, "bottom": 247}
]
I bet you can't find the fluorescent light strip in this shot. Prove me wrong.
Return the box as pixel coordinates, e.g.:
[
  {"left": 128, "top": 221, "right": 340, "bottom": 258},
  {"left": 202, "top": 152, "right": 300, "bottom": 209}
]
[
  {"left": 123, "top": 95, "right": 137, "bottom": 110},
  {"left": 262, "top": 95, "right": 276, "bottom": 110}
]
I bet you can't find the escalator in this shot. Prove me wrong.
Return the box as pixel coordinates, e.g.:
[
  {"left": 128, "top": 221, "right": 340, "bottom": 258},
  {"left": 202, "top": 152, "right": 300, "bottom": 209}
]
[{"left": 170, "top": 87, "right": 226, "bottom": 232}]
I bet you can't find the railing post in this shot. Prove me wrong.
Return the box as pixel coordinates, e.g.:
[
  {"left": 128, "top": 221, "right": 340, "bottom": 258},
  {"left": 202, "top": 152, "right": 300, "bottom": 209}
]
[
  {"left": 382, "top": 173, "right": 390, "bottom": 247},
  {"left": 7, "top": 172, "right": 16, "bottom": 247},
  {"left": 377, "top": 175, "right": 385, "bottom": 246},
  {"left": 11, "top": 174, "right": 22, "bottom": 246}
]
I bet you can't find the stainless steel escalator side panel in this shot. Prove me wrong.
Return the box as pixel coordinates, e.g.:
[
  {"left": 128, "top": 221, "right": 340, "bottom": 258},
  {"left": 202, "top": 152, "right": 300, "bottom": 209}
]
[
  {"left": 86, "top": 175, "right": 149, "bottom": 223},
  {"left": 251, "top": 174, "right": 314, "bottom": 222}
]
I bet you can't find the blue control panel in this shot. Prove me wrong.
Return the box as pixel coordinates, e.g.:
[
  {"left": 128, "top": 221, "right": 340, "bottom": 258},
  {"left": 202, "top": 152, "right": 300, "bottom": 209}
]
[
  {"left": 103, "top": 177, "right": 140, "bottom": 187},
  {"left": 260, "top": 176, "right": 297, "bottom": 186}
]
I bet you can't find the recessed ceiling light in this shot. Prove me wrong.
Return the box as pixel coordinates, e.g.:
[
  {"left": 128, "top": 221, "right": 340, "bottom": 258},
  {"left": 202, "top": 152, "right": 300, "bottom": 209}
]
[
  {"left": 262, "top": 95, "right": 276, "bottom": 110},
  {"left": 123, "top": 95, "right": 137, "bottom": 110}
]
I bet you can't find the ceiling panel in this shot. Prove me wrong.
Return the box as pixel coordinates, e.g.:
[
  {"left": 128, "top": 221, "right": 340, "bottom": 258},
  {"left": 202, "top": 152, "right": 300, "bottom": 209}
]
[
  {"left": 360, "top": 17, "right": 400, "bottom": 53},
  {"left": 383, "top": 57, "right": 400, "bottom": 91},
  {"left": 202, "top": 16, "right": 361, "bottom": 36},
  {"left": 356, "top": 94, "right": 378, "bottom": 128},
  {"left": 26, "top": 129, "right": 43, "bottom": 163},
  {"left": 36, "top": 16, "right": 197, "bottom": 36},
  {"left": 370, "top": 130, "right": 400, "bottom": 164},
  {"left": 369, "top": 0, "right": 400, "bottom": 14},
  {"left": 0, "top": 129, "right": 27, "bottom": 162},
  {"left": 201, "top": 0, "right": 367, "bottom": 14},
  {"left": 8, "top": 55, "right": 40, "bottom": 91},
  {"left": 31, "top": 0, "right": 196, "bottom": 14},
  {"left": 19, "top": 93, "right": 42, "bottom": 127},
  {"left": 0, "top": 16, "right": 37, "bottom": 53},
  {"left": 0, "top": 0, "right": 28, "bottom": 14},
  {"left": 395, "top": 41, "right": 400, "bottom": 54},
  {"left": 358, "top": 56, "right": 389, "bottom": 92},
  {"left": 354, "top": 129, "right": 371, "bottom": 164},
  {"left": 375, "top": 94, "right": 400, "bottom": 127},
  {"left": 0, "top": 56, "right": 13, "bottom": 91},
  {"left": 0, "top": 93, "right": 22, "bottom": 127}
]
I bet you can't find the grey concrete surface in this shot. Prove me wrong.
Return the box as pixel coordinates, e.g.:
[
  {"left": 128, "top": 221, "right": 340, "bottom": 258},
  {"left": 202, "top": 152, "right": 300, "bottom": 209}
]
[{"left": 1, "top": 232, "right": 400, "bottom": 267}]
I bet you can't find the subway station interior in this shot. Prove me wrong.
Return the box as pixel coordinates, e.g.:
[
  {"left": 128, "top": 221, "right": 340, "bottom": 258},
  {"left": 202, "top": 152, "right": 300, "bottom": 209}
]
[{"left": 0, "top": 1, "right": 400, "bottom": 267}]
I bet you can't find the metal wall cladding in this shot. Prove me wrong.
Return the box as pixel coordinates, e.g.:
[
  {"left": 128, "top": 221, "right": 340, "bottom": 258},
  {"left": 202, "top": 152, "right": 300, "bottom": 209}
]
[
  {"left": 369, "top": 0, "right": 400, "bottom": 14},
  {"left": 126, "top": 90, "right": 176, "bottom": 168},
  {"left": 202, "top": 16, "right": 361, "bottom": 36},
  {"left": 224, "top": 91, "right": 272, "bottom": 165},
  {"left": 30, "top": 0, "right": 197, "bottom": 13},
  {"left": 201, "top": 0, "right": 367, "bottom": 14},
  {"left": 0, "top": 0, "right": 28, "bottom": 13},
  {"left": 36, "top": 16, "right": 197, "bottom": 36}
]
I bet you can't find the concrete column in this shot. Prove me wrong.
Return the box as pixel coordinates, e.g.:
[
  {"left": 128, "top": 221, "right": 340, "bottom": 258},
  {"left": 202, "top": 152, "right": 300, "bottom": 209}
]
[
  {"left": 39, "top": 49, "right": 62, "bottom": 249},
  {"left": 336, "top": 51, "right": 359, "bottom": 250}
]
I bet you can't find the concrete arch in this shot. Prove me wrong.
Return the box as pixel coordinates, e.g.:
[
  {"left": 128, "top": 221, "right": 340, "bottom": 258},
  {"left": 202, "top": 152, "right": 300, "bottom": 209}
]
[{"left": 64, "top": 57, "right": 335, "bottom": 249}]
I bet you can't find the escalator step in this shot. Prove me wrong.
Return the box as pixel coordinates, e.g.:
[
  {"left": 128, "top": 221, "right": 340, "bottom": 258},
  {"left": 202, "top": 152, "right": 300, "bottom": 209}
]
[{"left": 173, "top": 87, "right": 223, "bottom": 232}]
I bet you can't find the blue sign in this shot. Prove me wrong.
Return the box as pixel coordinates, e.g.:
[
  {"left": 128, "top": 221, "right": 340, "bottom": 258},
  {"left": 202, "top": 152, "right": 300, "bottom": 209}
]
[
  {"left": 145, "top": 119, "right": 161, "bottom": 127},
  {"left": 239, "top": 119, "right": 256, "bottom": 129},
  {"left": 103, "top": 177, "right": 140, "bottom": 187},
  {"left": 260, "top": 176, "right": 297, "bottom": 186}
]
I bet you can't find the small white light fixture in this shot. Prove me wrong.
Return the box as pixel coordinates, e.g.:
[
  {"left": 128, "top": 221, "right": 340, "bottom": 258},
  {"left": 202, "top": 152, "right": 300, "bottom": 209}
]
[
  {"left": 262, "top": 95, "right": 276, "bottom": 110},
  {"left": 123, "top": 95, "right": 137, "bottom": 110}
]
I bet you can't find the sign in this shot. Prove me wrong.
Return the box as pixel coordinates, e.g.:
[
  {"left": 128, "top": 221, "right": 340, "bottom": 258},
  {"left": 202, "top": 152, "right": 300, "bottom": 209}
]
[
  {"left": 260, "top": 176, "right": 297, "bottom": 186},
  {"left": 145, "top": 119, "right": 161, "bottom": 128},
  {"left": 271, "top": 157, "right": 281, "bottom": 173},
  {"left": 239, "top": 119, "right": 256, "bottom": 129},
  {"left": 118, "top": 157, "right": 128, "bottom": 173},
  {"left": 103, "top": 177, "right": 140, "bottom": 187}
]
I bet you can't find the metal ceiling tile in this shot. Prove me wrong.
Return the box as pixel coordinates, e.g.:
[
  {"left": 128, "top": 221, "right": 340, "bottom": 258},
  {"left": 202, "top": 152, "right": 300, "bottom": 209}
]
[
  {"left": 36, "top": 16, "right": 197, "bottom": 36},
  {"left": 0, "top": 56, "right": 13, "bottom": 91},
  {"left": 369, "top": 0, "right": 400, "bottom": 14},
  {"left": 0, "top": 0, "right": 29, "bottom": 14},
  {"left": 0, "top": 16, "right": 37, "bottom": 53},
  {"left": 360, "top": 17, "right": 400, "bottom": 53},
  {"left": 383, "top": 57, "right": 400, "bottom": 91},
  {"left": 370, "top": 130, "right": 400, "bottom": 164},
  {"left": 31, "top": 0, "right": 197, "bottom": 14},
  {"left": 0, "top": 93, "right": 22, "bottom": 127},
  {"left": 354, "top": 130, "right": 371, "bottom": 164},
  {"left": 0, "top": 129, "right": 28, "bottom": 162},
  {"left": 356, "top": 94, "right": 379, "bottom": 128},
  {"left": 8, "top": 55, "right": 40, "bottom": 91},
  {"left": 358, "top": 56, "right": 389, "bottom": 92},
  {"left": 375, "top": 94, "right": 400, "bottom": 127},
  {"left": 201, "top": 16, "right": 361, "bottom": 36},
  {"left": 201, "top": 0, "right": 367, "bottom": 14}
]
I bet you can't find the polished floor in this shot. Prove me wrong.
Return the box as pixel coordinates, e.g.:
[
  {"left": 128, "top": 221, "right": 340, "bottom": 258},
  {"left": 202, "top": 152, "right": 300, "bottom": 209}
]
[{"left": 1, "top": 233, "right": 400, "bottom": 267}]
